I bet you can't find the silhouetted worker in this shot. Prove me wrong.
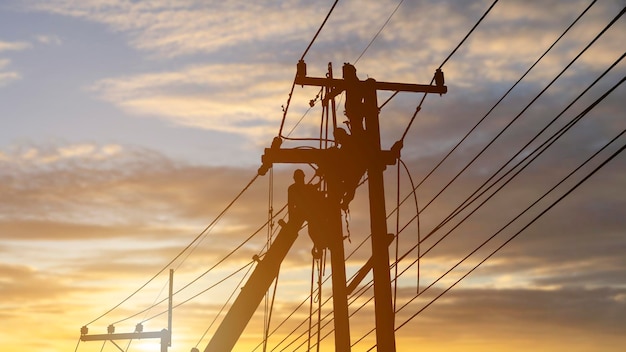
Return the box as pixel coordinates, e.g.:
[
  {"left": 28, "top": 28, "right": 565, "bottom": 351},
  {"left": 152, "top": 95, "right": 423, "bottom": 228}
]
[
  {"left": 287, "top": 169, "right": 327, "bottom": 254},
  {"left": 343, "top": 63, "right": 365, "bottom": 136},
  {"left": 288, "top": 169, "right": 309, "bottom": 226},
  {"left": 334, "top": 127, "right": 367, "bottom": 210}
]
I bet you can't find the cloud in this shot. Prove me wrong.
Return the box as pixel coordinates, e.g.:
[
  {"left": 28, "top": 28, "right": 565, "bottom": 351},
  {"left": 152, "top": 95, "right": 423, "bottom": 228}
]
[
  {"left": 89, "top": 63, "right": 304, "bottom": 138},
  {"left": 0, "top": 40, "right": 32, "bottom": 86},
  {"left": 34, "top": 34, "right": 63, "bottom": 45},
  {"left": 0, "top": 58, "right": 21, "bottom": 86},
  {"left": 3, "top": 1, "right": 624, "bottom": 350},
  {"left": 0, "top": 40, "right": 32, "bottom": 52},
  {"left": 23, "top": 0, "right": 322, "bottom": 58},
  {"left": 390, "top": 286, "right": 626, "bottom": 351}
]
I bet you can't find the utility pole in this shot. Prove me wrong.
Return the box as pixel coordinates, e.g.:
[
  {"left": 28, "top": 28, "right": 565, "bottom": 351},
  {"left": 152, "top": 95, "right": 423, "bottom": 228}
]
[
  {"left": 260, "top": 61, "right": 447, "bottom": 352},
  {"left": 80, "top": 269, "right": 174, "bottom": 352}
]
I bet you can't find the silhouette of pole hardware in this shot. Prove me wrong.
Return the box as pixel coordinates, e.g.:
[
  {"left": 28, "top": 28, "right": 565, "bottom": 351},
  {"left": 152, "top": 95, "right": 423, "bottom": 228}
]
[
  {"left": 80, "top": 269, "right": 174, "bottom": 352},
  {"left": 259, "top": 61, "right": 448, "bottom": 352}
]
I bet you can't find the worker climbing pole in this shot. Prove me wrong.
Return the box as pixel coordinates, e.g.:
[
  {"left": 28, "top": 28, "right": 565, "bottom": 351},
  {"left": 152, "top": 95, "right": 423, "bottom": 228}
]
[{"left": 258, "top": 60, "right": 447, "bottom": 352}]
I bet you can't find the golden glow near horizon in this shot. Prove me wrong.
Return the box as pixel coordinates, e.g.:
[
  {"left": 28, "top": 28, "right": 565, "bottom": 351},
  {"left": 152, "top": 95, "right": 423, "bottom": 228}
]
[{"left": 1, "top": 1, "right": 625, "bottom": 351}]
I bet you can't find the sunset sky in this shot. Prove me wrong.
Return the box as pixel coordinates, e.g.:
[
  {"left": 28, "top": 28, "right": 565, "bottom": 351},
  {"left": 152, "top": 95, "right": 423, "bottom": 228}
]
[{"left": 1, "top": 1, "right": 625, "bottom": 351}]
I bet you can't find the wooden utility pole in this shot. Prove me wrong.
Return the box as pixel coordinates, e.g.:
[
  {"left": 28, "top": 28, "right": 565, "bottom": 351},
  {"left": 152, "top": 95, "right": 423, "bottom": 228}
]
[{"left": 260, "top": 61, "right": 447, "bottom": 352}]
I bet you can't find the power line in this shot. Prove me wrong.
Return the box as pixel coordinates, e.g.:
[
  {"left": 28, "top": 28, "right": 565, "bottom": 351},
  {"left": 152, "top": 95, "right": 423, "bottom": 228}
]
[
  {"left": 84, "top": 173, "right": 261, "bottom": 326},
  {"left": 395, "top": 73, "right": 626, "bottom": 281},
  {"left": 354, "top": 0, "right": 405, "bottom": 64},
  {"left": 415, "top": 6, "right": 624, "bottom": 218},
  {"left": 408, "top": 0, "right": 598, "bottom": 196},
  {"left": 398, "top": 0, "right": 500, "bottom": 141},
  {"left": 112, "top": 204, "right": 287, "bottom": 326},
  {"left": 392, "top": 133, "right": 626, "bottom": 336},
  {"left": 439, "top": 0, "right": 500, "bottom": 69},
  {"left": 438, "top": 51, "right": 625, "bottom": 230},
  {"left": 197, "top": 261, "right": 256, "bottom": 349},
  {"left": 279, "top": 0, "right": 340, "bottom": 137},
  {"left": 306, "top": 73, "right": 626, "bottom": 351}
]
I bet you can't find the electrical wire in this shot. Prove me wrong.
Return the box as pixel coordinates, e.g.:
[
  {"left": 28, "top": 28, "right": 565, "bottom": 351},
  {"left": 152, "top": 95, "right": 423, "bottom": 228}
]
[
  {"left": 355, "top": 130, "right": 626, "bottom": 351},
  {"left": 416, "top": 6, "right": 624, "bottom": 218},
  {"left": 279, "top": 0, "right": 340, "bottom": 137},
  {"left": 354, "top": 0, "right": 405, "bottom": 64},
  {"left": 194, "top": 256, "right": 256, "bottom": 349},
  {"left": 136, "top": 2, "right": 622, "bottom": 350},
  {"left": 84, "top": 173, "right": 260, "bottom": 327},
  {"left": 438, "top": 0, "right": 499, "bottom": 70},
  {"left": 408, "top": 0, "right": 598, "bottom": 195},
  {"left": 296, "top": 73, "right": 625, "bottom": 351},
  {"left": 395, "top": 74, "right": 626, "bottom": 282},
  {"left": 397, "top": 0, "right": 500, "bottom": 141},
  {"left": 398, "top": 159, "right": 421, "bottom": 293},
  {"left": 392, "top": 133, "right": 626, "bottom": 335},
  {"left": 141, "top": 260, "right": 256, "bottom": 323},
  {"left": 438, "top": 51, "right": 625, "bottom": 229},
  {"left": 111, "top": 205, "right": 287, "bottom": 325}
]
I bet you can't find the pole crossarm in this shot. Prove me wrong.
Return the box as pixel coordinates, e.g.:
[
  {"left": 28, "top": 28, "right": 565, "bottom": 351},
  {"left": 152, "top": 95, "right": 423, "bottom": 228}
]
[
  {"left": 260, "top": 147, "right": 398, "bottom": 175},
  {"left": 294, "top": 76, "right": 447, "bottom": 95},
  {"left": 80, "top": 330, "right": 169, "bottom": 342}
]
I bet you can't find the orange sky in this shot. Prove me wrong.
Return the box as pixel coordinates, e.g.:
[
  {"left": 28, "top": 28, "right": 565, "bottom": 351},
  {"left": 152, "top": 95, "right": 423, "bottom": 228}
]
[{"left": 1, "top": 1, "right": 625, "bottom": 351}]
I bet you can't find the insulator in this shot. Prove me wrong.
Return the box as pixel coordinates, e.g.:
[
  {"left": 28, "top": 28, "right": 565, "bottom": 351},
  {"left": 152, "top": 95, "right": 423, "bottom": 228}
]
[
  {"left": 434, "top": 68, "right": 445, "bottom": 87},
  {"left": 107, "top": 324, "right": 115, "bottom": 334},
  {"left": 135, "top": 323, "right": 144, "bottom": 333},
  {"left": 311, "top": 246, "right": 322, "bottom": 259},
  {"left": 80, "top": 326, "right": 89, "bottom": 335},
  {"left": 270, "top": 136, "right": 282, "bottom": 149},
  {"left": 297, "top": 59, "right": 307, "bottom": 79}
]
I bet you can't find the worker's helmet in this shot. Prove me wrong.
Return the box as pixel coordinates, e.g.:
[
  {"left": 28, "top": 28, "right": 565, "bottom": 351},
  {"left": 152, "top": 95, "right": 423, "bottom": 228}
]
[{"left": 293, "top": 169, "right": 305, "bottom": 181}]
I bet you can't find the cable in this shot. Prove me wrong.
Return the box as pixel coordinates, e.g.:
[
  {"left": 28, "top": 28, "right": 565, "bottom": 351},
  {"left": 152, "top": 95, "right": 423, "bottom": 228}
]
[
  {"left": 416, "top": 6, "right": 624, "bottom": 217},
  {"left": 395, "top": 74, "right": 626, "bottom": 281},
  {"left": 112, "top": 206, "right": 284, "bottom": 325},
  {"left": 73, "top": 337, "right": 81, "bottom": 352},
  {"left": 301, "top": 0, "right": 340, "bottom": 61},
  {"left": 84, "top": 173, "right": 260, "bottom": 327},
  {"left": 141, "top": 260, "right": 256, "bottom": 323},
  {"left": 438, "top": 51, "right": 625, "bottom": 229},
  {"left": 357, "top": 131, "right": 626, "bottom": 351},
  {"left": 279, "top": 0, "right": 340, "bottom": 137},
  {"left": 409, "top": 0, "right": 598, "bottom": 194},
  {"left": 354, "top": 0, "right": 405, "bottom": 64},
  {"left": 398, "top": 159, "right": 421, "bottom": 293},
  {"left": 396, "top": 0, "right": 500, "bottom": 140},
  {"left": 391, "top": 76, "right": 626, "bottom": 314},
  {"left": 393, "top": 134, "right": 626, "bottom": 335},
  {"left": 194, "top": 256, "right": 256, "bottom": 349},
  {"left": 438, "top": 0, "right": 499, "bottom": 69},
  {"left": 319, "top": 74, "right": 626, "bottom": 350}
]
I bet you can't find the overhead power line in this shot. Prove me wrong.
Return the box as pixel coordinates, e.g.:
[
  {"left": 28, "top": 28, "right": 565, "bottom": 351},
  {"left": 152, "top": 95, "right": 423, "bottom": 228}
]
[
  {"left": 416, "top": 5, "right": 624, "bottom": 218},
  {"left": 391, "top": 133, "right": 626, "bottom": 338},
  {"left": 84, "top": 173, "right": 260, "bottom": 326},
  {"left": 354, "top": 0, "right": 405, "bottom": 64},
  {"left": 409, "top": 0, "right": 598, "bottom": 195}
]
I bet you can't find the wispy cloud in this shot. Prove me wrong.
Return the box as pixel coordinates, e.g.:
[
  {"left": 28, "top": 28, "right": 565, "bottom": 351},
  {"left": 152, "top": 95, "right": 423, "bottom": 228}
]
[
  {"left": 0, "top": 58, "right": 21, "bottom": 86},
  {"left": 34, "top": 34, "right": 63, "bottom": 45},
  {"left": 89, "top": 63, "right": 300, "bottom": 138},
  {"left": 0, "top": 39, "right": 32, "bottom": 52},
  {"left": 24, "top": 0, "right": 321, "bottom": 58}
]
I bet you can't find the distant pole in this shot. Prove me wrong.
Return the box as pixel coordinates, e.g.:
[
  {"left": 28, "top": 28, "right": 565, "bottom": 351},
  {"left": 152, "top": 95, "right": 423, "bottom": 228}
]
[{"left": 168, "top": 269, "right": 174, "bottom": 347}]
